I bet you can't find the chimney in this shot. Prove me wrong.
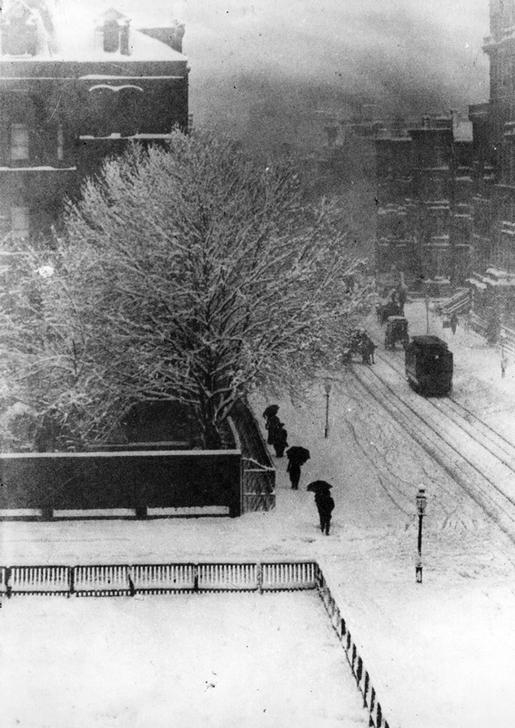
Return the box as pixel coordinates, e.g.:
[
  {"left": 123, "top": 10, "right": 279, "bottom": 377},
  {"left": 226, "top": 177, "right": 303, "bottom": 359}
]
[
  {"left": 97, "top": 9, "right": 131, "bottom": 55},
  {"left": 103, "top": 18, "right": 119, "bottom": 53},
  {"left": 120, "top": 19, "right": 131, "bottom": 55}
]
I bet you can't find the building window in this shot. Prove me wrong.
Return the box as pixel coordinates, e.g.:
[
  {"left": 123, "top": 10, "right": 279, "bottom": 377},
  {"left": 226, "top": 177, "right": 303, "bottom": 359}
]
[
  {"left": 11, "top": 206, "right": 30, "bottom": 238},
  {"left": 57, "top": 123, "right": 64, "bottom": 161},
  {"left": 10, "top": 124, "right": 29, "bottom": 161}
]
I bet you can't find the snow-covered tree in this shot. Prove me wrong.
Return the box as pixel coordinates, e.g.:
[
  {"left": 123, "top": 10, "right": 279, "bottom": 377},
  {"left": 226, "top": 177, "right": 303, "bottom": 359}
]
[{"left": 0, "top": 129, "right": 373, "bottom": 449}]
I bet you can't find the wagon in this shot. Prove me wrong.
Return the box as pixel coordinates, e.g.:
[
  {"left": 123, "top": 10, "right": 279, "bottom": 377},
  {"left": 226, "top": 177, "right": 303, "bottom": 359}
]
[
  {"left": 384, "top": 316, "right": 409, "bottom": 350},
  {"left": 376, "top": 301, "right": 402, "bottom": 325}
]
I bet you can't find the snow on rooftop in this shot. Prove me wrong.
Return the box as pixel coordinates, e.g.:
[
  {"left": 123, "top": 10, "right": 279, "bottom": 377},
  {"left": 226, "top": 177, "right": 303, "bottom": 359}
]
[{"left": 0, "top": 1, "right": 186, "bottom": 62}]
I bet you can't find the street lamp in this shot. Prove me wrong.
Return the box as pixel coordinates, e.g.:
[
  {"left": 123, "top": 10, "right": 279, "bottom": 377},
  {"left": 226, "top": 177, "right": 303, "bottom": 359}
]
[
  {"left": 424, "top": 291, "right": 430, "bottom": 334},
  {"left": 415, "top": 487, "right": 427, "bottom": 583},
  {"left": 500, "top": 330, "right": 507, "bottom": 378},
  {"left": 323, "top": 379, "right": 332, "bottom": 438}
]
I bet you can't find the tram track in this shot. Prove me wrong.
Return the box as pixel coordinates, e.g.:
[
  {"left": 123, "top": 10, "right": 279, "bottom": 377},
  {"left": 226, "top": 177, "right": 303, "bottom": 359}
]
[
  {"left": 375, "top": 347, "right": 515, "bottom": 469},
  {"left": 348, "top": 354, "right": 515, "bottom": 542}
]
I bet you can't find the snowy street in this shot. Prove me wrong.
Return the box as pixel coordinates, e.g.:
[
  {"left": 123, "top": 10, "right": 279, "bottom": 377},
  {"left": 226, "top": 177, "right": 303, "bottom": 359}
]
[{"left": 1, "top": 300, "right": 515, "bottom": 727}]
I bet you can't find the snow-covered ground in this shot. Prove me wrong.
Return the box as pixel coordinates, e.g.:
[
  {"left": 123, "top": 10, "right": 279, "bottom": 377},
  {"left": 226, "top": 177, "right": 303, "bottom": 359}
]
[
  {"left": 1, "top": 592, "right": 369, "bottom": 728},
  {"left": 1, "top": 300, "right": 515, "bottom": 728}
]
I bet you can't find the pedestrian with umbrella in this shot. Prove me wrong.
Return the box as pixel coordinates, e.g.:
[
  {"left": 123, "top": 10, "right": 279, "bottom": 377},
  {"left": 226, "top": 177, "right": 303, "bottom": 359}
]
[
  {"left": 307, "top": 481, "right": 335, "bottom": 535},
  {"left": 286, "top": 446, "right": 310, "bottom": 490},
  {"left": 263, "top": 404, "right": 280, "bottom": 420}
]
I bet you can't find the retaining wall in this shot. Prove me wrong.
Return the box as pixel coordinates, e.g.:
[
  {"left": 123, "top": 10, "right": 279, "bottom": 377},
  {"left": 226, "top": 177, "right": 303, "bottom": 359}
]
[{"left": 0, "top": 450, "right": 242, "bottom": 518}]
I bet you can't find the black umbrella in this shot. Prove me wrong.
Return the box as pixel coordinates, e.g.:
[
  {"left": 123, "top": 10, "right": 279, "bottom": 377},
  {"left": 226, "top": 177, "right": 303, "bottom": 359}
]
[
  {"left": 286, "top": 446, "right": 311, "bottom": 465},
  {"left": 263, "top": 404, "right": 280, "bottom": 419},
  {"left": 306, "top": 480, "right": 333, "bottom": 492}
]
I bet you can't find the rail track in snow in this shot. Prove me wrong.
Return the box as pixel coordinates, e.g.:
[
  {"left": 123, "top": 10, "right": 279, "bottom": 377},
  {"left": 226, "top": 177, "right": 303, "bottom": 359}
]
[{"left": 348, "top": 347, "right": 515, "bottom": 541}]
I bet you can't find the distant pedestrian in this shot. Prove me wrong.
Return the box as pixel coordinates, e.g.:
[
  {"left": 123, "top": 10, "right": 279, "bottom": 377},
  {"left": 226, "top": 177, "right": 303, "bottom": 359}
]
[
  {"left": 287, "top": 459, "right": 301, "bottom": 489},
  {"left": 361, "top": 335, "right": 376, "bottom": 365},
  {"left": 450, "top": 312, "right": 458, "bottom": 335},
  {"left": 315, "top": 490, "right": 335, "bottom": 535},
  {"left": 265, "top": 413, "right": 281, "bottom": 445},
  {"left": 286, "top": 446, "right": 310, "bottom": 490},
  {"left": 271, "top": 423, "right": 288, "bottom": 457},
  {"left": 501, "top": 352, "right": 507, "bottom": 378},
  {"left": 263, "top": 404, "right": 279, "bottom": 421}
]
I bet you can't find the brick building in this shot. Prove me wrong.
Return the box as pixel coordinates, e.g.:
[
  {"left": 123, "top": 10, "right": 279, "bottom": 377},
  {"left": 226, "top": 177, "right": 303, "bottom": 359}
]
[
  {"left": 374, "top": 113, "right": 473, "bottom": 291},
  {"left": 375, "top": 0, "right": 515, "bottom": 331},
  {"left": 465, "top": 0, "right": 515, "bottom": 329},
  {"left": 0, "top": 1, "right": 189, "bottom": 244}
]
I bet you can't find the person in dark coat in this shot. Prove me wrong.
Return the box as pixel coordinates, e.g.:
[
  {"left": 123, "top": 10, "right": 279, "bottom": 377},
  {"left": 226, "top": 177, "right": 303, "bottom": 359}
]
[
  {"left": 287, "top": 459, "right": 301, "bottom": 489},
  {"left": 360, "top": 335, "right": 376, "bottom": 365},
  {"left": 286, "top": 447, "right": 310, "bottom": 490},
  {"left": 315, "top": 490, "right": 335, "bottom": 535},
  {"left": 265, "top": 413, "right": 281, "bottom": 445},
  {"left": 271, "top": 423, "right": 288, "bottom": 457},
  {"left": 450, "top": 312, "right": 458, "bottom": 335}
]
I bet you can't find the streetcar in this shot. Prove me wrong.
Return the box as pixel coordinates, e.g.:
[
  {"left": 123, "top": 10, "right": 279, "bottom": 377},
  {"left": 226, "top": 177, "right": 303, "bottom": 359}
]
[{"left": 405, "top": 335, "right": 453, "bottom": 395}]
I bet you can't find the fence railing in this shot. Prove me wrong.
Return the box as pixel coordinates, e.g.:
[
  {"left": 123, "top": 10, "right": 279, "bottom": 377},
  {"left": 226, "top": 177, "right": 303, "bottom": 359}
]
[
  {"left": 1, "top": 561, "right": 317, "bottom": 597},
  {"left": 441, "top": 288, "right": 472, "bottom": 316},
  {"left": 467, "top": 310, "right": 488, "bottom": 337},
  {"left": 229, "top": 399, "right": 276, "bottom": 512},
  {"left": 0, "top": 560, "right": 392, "bottom": 728},
  {"left": 316, "top": 567, "right": 391, "bottom": 728},
  {"left": 500, "top": 324, "right": 515, "bottom": 359}
]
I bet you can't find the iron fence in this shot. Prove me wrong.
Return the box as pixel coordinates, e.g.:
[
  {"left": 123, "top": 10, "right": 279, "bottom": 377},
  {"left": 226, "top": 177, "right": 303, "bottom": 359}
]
[
  {"left": 229, "top": 399, "right": 276, "bottom": 512},
  {"left": 0, "top": 560, "right": 392, "bottom": 728}
]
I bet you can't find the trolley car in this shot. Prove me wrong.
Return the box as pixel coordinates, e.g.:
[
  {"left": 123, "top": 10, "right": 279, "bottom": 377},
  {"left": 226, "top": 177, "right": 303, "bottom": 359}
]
[{"left": 405, "top": 335, "right": 453, "bottom": 395}]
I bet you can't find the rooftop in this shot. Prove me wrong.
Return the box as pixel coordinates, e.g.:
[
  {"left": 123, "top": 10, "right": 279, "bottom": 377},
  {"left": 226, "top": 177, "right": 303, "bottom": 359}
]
[{"left": 0, "top": 1, "right": 186, "bottom": 63}]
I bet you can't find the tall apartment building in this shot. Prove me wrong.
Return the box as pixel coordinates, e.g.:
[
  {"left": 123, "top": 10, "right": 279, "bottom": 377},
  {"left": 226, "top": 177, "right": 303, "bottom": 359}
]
[
  {"left": 0, "top": 1, "right": 189, "bottom": 244},
  {"left": 466, "top": 0, "right": 515, "bottom": 327},
  {"left": 375, "top": 114, "right": 473, "bottom": 291},
  {"left": 375, "top": 0, "right": 515, "bottom": 328}
]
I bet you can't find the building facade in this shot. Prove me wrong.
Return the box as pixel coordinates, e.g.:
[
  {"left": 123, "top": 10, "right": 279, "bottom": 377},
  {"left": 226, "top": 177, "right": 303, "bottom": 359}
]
[
  {"left": 375, "top": 0, "right": 515, "bottom": 329},
  {"left": 0, "top": 1, "right": 189, "bottom": 244},
  {"left": 375, "top": 114, "right": 473, "bottom": 292}
]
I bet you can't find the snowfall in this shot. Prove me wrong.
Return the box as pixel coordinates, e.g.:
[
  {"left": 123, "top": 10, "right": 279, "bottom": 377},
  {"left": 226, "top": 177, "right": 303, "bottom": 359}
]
[{"left": 1, "top": 299, "right": 515, "bottom": 728}]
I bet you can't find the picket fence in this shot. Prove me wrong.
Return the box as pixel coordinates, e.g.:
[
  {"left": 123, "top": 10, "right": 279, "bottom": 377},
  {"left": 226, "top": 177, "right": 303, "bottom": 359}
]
[{"left": 0, "top": 560, "right": 390, "bottom": 728}]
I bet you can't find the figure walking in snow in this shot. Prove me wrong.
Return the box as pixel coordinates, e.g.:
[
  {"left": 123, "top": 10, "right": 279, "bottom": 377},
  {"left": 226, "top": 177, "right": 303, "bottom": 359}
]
[
  {"left": 315, "top": 490, "right": 335, "bottom": 535},
  {"left": 265, "top": 413, "right": 281, "bottom": 445},
  {"left": 271, "top": 423, "right": 288, "bottom": 457},
  {"left": 287, "top": 459, "right": 301, "bottom": 489},
  {"left": 286, "top": 446, "right": 310, "bottom": 490},
  {"left": 450, "top": 312, "right": 458, "bottom": 335}
]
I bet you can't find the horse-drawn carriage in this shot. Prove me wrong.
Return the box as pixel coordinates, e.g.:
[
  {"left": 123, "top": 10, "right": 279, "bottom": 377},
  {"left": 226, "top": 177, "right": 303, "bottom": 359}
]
[
  {"left": 342, "top": 328, "right": 376, "bottom": 364},
  {"left": 376, "top": 300, "right": 402, "bottom": 324},
  {"left": 384, "top": 316, "right": 409, "bottom": 350}
]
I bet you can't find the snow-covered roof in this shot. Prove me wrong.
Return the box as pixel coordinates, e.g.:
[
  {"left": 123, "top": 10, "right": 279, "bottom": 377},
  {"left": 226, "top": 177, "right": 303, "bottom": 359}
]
[{"left": 0, "top": 1, "right": 186, "bottom": 63}]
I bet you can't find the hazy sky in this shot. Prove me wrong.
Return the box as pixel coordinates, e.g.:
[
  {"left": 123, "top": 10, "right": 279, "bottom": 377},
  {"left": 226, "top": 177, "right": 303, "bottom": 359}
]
[{"left": 90, "top": 0, "right": 492, "bottom": 143}]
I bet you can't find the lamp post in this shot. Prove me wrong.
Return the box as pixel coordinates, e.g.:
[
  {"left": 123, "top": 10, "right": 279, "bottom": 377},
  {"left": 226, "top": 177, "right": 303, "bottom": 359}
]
[
  {"left": 416, "top": 487, "right": 427, "bottom": 583},
  {"left": 425, "top": 292, "right": 430, "bottom": 334},
  {"left": 500, "top": 330, "right": 507, "bottom": 378},
  {"left": 323, "top": 379, "right": 332, "bottom": 438}
]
